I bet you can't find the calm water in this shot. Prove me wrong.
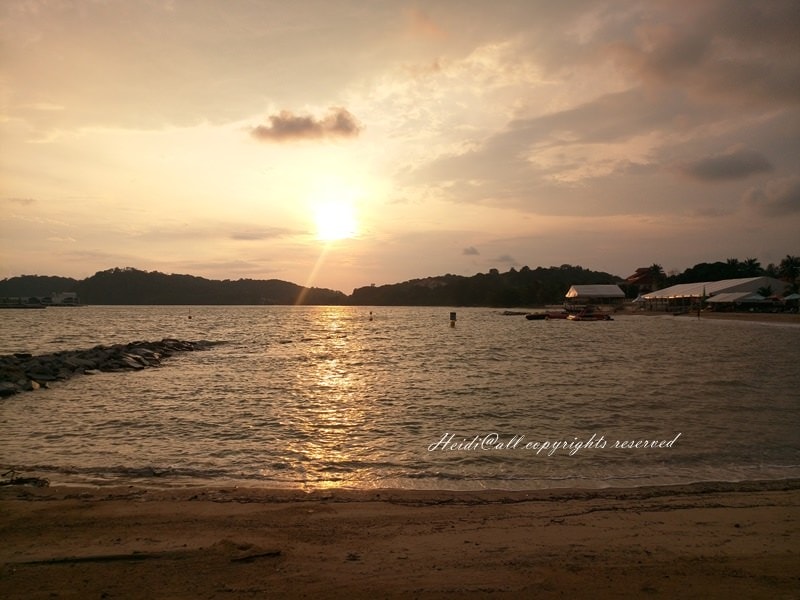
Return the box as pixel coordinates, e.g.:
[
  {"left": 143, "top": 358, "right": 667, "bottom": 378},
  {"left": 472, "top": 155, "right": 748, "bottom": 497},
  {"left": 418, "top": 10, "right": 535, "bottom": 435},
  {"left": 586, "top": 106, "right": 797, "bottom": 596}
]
[{"left": 1, "top": 306, "right": 799, "bottom": 490}]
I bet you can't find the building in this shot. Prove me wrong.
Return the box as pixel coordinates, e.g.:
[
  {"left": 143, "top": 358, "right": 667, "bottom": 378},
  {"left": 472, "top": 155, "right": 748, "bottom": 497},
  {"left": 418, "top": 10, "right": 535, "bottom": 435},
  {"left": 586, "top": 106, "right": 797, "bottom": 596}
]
[
  {"left": 624, "top": 267, "right": 660, "bottom": 293},
  {"left": 640, "top": 277, "right": 787, "bottom": 312},
  {"left": 565, "top": 284, "right": 625, "bottom": 308},
  {"left": 49, "top": 292, "right": 80, "bottom": 306}
]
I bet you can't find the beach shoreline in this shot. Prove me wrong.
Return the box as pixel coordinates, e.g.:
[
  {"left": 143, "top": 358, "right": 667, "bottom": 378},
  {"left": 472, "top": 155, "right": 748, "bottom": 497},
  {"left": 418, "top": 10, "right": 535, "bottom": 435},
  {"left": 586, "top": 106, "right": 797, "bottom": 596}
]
[
  {"left": 625, "top": 309, "right": 800, "bottom": 325},
  {"left": 3, "top": 479, "right": 798, "bottom": 598}
]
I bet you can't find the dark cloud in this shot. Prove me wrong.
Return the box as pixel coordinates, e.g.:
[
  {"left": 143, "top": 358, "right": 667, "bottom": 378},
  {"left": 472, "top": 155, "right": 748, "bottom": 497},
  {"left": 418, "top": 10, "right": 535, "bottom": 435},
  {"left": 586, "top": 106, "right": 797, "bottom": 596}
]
[
  {"left": 251, "top": 107, "right": 362, "bottom": 142},
  {"left": 177, "top": 259, "right": 276, "bottom": 276},
  {"left": 229, "top": 227, "right": 291, "bottom": 241},
  {"left": 607, "top": 1, "right": 800, "bottom": 107},
  {"left": 744, "top": 177, "right": 800, "bottom": 217},
  {"left": 132, "top": 223, "right": 294, "bottom": 242},
  {"left": 678, "top": 146, "right": 773, "bottom": 182},
  {"left": 462, "top": 246, "right": 479, "bottom": 256},
  {"left": 408, "top": 88, "right": 703, "bottom": 212},
  {"left": 690, "top": 206, "right": 735, "bottom": 218},
  {"left": 493, "top": 254, "right": 517, "bottom": 266}
]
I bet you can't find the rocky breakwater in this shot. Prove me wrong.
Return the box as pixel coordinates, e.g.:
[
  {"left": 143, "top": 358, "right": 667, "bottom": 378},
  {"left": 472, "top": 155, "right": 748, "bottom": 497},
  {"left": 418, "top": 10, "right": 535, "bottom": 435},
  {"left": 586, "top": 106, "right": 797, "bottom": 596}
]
[{"left": 0, "top": 338, "right": 223, "bottom": 398}]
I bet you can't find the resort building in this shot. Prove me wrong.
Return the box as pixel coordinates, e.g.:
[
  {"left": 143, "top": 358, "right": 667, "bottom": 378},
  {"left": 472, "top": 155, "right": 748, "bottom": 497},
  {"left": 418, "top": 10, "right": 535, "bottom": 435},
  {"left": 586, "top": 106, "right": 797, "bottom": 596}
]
[
  {"left": 639, "top": 276, "right": 787, "bottom": 312},
  {"left": 565, "top": 284, "right": 626, "bottom": 309},
  {"left": 624, "top": 267, "right": 661, "bottom": 293}
]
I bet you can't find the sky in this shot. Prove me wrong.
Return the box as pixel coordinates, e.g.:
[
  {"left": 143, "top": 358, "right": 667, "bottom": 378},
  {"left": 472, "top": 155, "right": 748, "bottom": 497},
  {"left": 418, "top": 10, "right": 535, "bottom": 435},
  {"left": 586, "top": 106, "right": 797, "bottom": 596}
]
[{"left": 1, "top": 0, "right": 799, "bottom": 294}]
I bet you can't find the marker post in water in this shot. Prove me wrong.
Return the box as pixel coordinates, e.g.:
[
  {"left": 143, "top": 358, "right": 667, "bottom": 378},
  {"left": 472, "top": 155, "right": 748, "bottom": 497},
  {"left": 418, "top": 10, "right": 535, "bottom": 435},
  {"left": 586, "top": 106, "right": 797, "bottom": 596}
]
[{"left": 450, "top": 311, "right": 457, "bottom": 327}]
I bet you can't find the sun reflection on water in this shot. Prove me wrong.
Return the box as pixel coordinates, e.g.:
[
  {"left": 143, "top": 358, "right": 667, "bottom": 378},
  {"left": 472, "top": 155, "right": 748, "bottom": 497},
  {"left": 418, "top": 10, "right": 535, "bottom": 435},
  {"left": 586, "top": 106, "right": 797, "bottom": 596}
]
[{"left": 294, "top": 306, "right": 375, "bottom": 488}]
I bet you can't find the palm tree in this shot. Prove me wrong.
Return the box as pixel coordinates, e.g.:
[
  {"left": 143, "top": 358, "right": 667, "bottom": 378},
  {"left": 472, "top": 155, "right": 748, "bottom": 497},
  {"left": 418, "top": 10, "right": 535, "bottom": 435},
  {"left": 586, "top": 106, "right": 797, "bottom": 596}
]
[
  {"left": 779, "top": 255, "right": 800, "bottom": 293},
  {"left": 726, "top": 257, "right": 742, "bottom": 277},
  {"left": 764, "top": 263, "right": 779, "bottom": 278},
  {"left": 742, "top": 257, "right": 762, "bottom": 277},
  {"left": 757, "top": 285, "right": 773, "bottom": 298},
  {"left": 647, "top": 263, "right": 666, "bottom": 290}
]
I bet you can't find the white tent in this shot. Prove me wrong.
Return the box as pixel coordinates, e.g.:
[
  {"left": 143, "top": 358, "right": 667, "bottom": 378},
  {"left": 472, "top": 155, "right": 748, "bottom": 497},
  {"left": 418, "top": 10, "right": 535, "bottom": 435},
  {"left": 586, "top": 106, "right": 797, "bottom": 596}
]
[
  {"left": 705, "top": 292, "right": 766, "bottom": 304},
  {"left": 642, "top": 277, "right": 786, "bottom": 300},
  {"left": 565, "top": 285, "right": 625, "bottom": 299}
]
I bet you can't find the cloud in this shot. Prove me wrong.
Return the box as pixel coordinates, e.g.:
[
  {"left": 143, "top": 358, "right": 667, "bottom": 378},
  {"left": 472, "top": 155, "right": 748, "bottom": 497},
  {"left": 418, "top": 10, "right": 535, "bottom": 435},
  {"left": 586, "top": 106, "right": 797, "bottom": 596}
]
[
  {"left": 250, "top": 107, "right": 362, "bottom": 142},
  {"left": 462, "top": 246, "right": 480, "bottom": 255},
  {"left": 129, "top": 223, "right": 295, "bottom": 243},
  {"left": 5, "top": 197, "right": 36, "bottom": 206},
  {"left": 408, "top": 88, "right": 699, "bottom": 206},
  {"left": 406, "top": 7, "right": 446, "bottom": 39},
  {"left": 607, "top": 1, "right": 800, "bottom": 108},
  {"left": 493, "top": 254, "right": 518, "bottom": 266},
  {"left": 677, "top": 146, "right": 773, "bottom": 182},
  {"left": 229, "top": 227, "right": 292, "bottom": 241},
  {"left": 744, "top": 176, "right": 800, "bottom": 217}
]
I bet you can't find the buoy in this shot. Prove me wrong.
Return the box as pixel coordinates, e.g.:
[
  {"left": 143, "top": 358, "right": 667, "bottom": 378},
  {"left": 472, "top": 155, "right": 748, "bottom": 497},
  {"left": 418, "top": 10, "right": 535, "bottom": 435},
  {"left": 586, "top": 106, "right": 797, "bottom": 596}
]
[
  {"left": 369, "top": 311, "right": 373, "bottom": 321},
  {"left": 450, "top": 311, "right": 456, "bottom": 327}
]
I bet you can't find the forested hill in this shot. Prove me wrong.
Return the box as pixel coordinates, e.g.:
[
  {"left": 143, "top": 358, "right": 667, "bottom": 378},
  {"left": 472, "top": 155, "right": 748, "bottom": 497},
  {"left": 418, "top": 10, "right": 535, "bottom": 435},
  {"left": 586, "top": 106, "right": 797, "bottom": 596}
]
[
  {"left": 0, "top": 267, "right": 347, "bottom": 305},
  {"left": 0, "top": 275, "right": 80, "bottom": 298},
  {"left": 349, "top": 265, "right": 620, "bottom": 306},
  {"left": 1, "top": 264, "right": 621, "bottom": 307},
  {"left": 4, "top": 256, "right": 797, "bottom": 307}
]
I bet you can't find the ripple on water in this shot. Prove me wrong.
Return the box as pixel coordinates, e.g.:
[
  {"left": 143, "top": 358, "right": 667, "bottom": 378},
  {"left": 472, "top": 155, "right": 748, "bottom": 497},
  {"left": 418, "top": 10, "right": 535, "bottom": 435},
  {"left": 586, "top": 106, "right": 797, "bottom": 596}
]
[{"left": 1, "top": 307, "right": 799, "bottom": 489}]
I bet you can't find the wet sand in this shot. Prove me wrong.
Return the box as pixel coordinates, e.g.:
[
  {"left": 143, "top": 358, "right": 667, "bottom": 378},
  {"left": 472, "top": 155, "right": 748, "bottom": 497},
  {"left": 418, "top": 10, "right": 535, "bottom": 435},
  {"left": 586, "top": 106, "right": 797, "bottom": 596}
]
[
  {"left": 2, "top": 480, "right": 798, "bottom": 598},
  {"left": 629, "top": 310, "right": 800, "bottom": 325},
  {"left": 687, "top": 312, "right": 800, "bottom": 324}
]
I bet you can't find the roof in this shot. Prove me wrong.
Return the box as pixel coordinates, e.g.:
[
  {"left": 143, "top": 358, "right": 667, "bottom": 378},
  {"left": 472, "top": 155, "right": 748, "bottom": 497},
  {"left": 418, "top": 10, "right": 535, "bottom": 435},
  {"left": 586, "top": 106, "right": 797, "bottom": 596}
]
[
  {"left": 565, "top": 284, "right": 625, "bottom": 298},
  {"left": 642, "top": 277, "right": 786, "bottom": 300},
  {"left": 705, "top": 292, "right": 766, "bottom": 304},
  {"left": 625, "top": 267, "right": 658, "bottom": 285}
]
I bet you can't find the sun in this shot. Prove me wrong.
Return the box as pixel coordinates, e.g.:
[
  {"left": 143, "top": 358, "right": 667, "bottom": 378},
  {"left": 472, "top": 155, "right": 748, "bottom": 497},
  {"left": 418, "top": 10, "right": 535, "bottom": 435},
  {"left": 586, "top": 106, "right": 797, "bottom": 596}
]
[{"left": 314, "top": 201, "right": 358, "bottom": 241}]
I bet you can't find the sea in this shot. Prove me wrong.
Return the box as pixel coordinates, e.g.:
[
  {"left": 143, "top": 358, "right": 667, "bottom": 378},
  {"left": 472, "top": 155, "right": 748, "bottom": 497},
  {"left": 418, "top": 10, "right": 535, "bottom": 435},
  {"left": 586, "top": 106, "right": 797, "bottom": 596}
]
[{"left": 1, "top": 306, "right": 798, "bottom": 491}]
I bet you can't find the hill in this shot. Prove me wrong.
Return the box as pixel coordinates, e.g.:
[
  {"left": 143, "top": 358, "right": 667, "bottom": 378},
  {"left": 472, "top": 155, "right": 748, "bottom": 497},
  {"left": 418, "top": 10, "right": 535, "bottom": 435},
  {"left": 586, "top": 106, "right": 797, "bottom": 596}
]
[
  {"left": 0, "top": 264, "right": 621, "bottom": 307},
  {"left": 349, "top": 265, "right": 621, "bottom": 306},
  {"left": 6, "top": 255, "right": 794, "bottom": 307},
  {"left": 0, "top": 267, "right": 347, "bottom": 305}
]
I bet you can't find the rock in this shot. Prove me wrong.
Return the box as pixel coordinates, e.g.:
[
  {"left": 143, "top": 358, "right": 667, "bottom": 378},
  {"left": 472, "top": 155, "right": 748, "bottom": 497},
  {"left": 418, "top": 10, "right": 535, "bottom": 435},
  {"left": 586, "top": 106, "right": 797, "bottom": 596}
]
[
  {"left": 120, "top": 355, "right": 145, "bottom": 370},
  {"left": 0, "top": 381, "right": 20, "bottom": 397},
  {"left": 27, "top": 371, "right": 58, "bottom": 382},
  {"left": 23, "top": 379, "right": 40, "bottom": 391},
  {"left": 0, "top": 339, "right": 224, "bottom": 397}
]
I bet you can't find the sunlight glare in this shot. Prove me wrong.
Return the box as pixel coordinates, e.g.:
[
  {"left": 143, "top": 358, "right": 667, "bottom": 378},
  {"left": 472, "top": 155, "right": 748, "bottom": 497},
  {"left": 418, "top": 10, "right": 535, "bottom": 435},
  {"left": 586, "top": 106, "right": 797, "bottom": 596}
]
[{"left": 314, "top": 200, "right": 358, "bottom": 241}]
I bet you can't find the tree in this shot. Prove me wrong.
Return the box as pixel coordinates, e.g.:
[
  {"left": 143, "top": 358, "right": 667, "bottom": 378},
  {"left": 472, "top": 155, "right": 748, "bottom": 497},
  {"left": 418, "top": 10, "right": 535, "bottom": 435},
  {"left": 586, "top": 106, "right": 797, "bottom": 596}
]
[
  {"left": 647, "top": 263, "right": 666, "bottom": 290},
  {"left": 765, "top": 263, "right": 779, "bottom": 278},
  {"left": 779, "top": 255, "right": 800, "bottom": 293},
  {"left": 757, "top": 286, "right": 773, "bottom": 298},
  {"left": 725, "top": 257, "right": 742, "bottom": 277},
  {"left": 742, "top": 257, "right": 762, "bottom": 277}
]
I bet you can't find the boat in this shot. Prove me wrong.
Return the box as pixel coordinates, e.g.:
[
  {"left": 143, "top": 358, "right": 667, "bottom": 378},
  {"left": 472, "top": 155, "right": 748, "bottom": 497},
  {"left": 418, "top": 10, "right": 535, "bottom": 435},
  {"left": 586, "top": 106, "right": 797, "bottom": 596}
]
[
  {"left": 567, "top": 313, "right": 613, "bottom": 321},
  {"left": 525, "top": 311, "right": 573, "bottom": 320},
  {"left": 566, "top": 307, "right": 613, "bottom": 321},
  {"left": 544, "top": 311, "right": 570, "bottom": 319}
]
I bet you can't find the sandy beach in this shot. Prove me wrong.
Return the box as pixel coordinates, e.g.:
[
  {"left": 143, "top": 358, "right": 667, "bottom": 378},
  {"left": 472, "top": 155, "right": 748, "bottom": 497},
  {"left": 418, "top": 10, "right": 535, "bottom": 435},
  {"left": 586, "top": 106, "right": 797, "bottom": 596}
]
[
  {"left": 677, "top": 312, "right": 800, "bottom": 324},
  {"left": 626, "top": 309, "right": 800, "bottom": 325},
  {"left": 1, "top": 480, "right": 798, "bottom": 599}
]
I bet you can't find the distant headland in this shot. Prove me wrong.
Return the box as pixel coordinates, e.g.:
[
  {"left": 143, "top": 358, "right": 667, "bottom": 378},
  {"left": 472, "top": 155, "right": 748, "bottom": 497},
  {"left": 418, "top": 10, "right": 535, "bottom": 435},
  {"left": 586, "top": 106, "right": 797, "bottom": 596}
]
[{"left": 0, "top": 256, "right": 797, "bottom": 308}]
